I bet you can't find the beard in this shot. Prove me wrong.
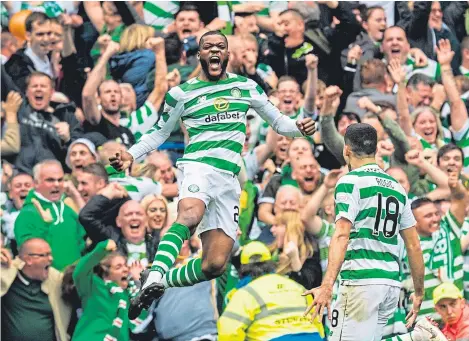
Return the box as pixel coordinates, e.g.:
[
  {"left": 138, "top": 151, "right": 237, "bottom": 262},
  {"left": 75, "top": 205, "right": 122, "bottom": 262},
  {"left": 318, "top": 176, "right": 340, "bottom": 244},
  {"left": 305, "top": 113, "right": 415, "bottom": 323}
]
[{"left": 200, "top": 57, "right": 229, "bottom": 81}]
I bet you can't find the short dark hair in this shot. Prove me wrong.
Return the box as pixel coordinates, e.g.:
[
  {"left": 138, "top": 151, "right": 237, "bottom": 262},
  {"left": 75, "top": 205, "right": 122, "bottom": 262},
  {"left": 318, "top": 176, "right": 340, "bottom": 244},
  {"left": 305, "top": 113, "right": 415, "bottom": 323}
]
[
  {"left": 406, "top": 73, "right": 435, "bottom": 90},
  {"left": 437, "top": 143, "right": 463, "bottom": 165},
  {"left": 25, "top": 12, "right": 50, "bottom": 33},
  {"left": 25, "top": 71, "right": 55, "bottom": 89},
  {"left": 239, "top": 260, "right": 277, "bottom": 280},
  {"left": 279, "top": 8, "right": 305, "bottom": 21},
  {"left": 411, "top": 197, "right": 434, "bottom": 211},
  {"left": 7, "top": 172, "right": 33, "bottom": 188},
  {"left": 198, "top": 30, "right": 228, "bottom": 51},
  {"left": 344, "top": 123, "right": 377, "bottom": 157},
  {"left": 175, "top": 4, "right": 200, "bottom": 19},
  {"left": 82, "top": 163, "right": 109, "bottom": 184},
  {"left": 337, "top": 112, "right": 361, "bottom": 124}
]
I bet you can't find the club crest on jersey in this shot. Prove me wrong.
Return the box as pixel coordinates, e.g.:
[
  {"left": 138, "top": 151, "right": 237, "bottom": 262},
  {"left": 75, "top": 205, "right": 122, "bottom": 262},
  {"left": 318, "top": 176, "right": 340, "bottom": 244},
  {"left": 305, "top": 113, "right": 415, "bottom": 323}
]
[
  {"left": 214, "top": 97, "right": 229, "bottom": 112},
  {"left": 188, "top": 184, "right": 200, "bottom": 193},
  {"left": 231, "top": 88, "right": 241, "bottom": 98}
]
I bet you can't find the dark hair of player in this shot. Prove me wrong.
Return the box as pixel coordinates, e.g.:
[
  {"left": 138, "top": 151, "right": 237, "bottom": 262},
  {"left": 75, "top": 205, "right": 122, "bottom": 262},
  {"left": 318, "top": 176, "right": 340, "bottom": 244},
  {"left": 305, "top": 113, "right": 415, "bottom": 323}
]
[
  {"left": 198, "top": 31, "right": 228, "bottom": 51},
  {"left": 344, "top": 123, "right": 377, "bottom": 157}
]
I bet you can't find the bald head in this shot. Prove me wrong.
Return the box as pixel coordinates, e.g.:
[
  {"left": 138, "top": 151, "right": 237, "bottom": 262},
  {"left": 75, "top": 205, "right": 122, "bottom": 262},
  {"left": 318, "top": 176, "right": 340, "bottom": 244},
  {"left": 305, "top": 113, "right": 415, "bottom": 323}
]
[
  {"left": 274, "top": 185, "right": 302, "bottom": 213},
  {"left": 117, "top": 200, "right": 146, "bottom": 244},
  {"left": 19, "top": 238, "right": 50, "bottom": 258}
]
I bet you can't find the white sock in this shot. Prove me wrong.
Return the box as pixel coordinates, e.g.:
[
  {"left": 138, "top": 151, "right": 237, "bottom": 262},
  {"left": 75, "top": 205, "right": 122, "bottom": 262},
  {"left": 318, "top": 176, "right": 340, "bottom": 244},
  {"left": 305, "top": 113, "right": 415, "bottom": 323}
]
[
  {"left": 409, "top": 329, "right": 426, "bottom": 341},
  {"left": 142, "top": 270, "right": 162, "bottom": 290}
]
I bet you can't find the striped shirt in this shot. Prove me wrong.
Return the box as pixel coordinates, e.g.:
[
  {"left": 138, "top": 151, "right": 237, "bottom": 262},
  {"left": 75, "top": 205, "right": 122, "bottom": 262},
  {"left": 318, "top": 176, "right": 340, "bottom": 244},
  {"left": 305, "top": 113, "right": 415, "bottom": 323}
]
[
  {"left": 401, "top": 212, "right": 464, "bottom": 320},
  {"left": 143, "top": 1, "right": 179, "bottom": 31},
  {"left": 452, "top": 117, "right": 469, "bottom": 174},
  {"left": 106, "top": 166, "right": 162, "bottom": 202},
  {"left": 334, "top": 163, "right": 415, "bottom": 287},
  {"left": 317, "top": 219, "right": 335, "bottom": 274},
  {"left": 120, "top": 101, "right": 159, "bottom": 141},
  {"left": 128, "top": 73, "right": 303, "bottom": 175},
  {"left": 462, "top": 218, "right": 469, "bottom": 301}
]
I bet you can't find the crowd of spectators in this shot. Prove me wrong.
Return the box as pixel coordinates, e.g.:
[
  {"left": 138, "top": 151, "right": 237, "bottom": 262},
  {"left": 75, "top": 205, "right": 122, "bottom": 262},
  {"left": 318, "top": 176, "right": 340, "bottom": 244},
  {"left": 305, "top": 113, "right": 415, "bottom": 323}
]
[{"left": 1, "top": 1, "right": 469, "bottom": 341}]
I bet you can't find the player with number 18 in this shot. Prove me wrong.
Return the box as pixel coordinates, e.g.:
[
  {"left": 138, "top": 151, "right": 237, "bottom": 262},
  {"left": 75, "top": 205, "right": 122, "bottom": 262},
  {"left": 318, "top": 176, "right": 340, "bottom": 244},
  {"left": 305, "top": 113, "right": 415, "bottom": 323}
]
[{"left": 303, "top": 123, "right": 426, "bottom": 341}]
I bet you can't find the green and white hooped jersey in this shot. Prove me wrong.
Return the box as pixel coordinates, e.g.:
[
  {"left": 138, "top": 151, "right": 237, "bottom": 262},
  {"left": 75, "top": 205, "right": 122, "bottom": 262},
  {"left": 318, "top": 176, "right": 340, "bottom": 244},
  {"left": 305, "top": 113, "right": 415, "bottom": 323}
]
[
  {"left": 405, "top": 56, "right": 440, "bottom": 80},
  {"left": 128, "top": 73, "right": 303, "bottom": 175},
  {"left": 143, "top": 1, "right": 233, "bottom": 33},
  {"left": 120, "top": 101, "right": 159, "bottom": 141},
  {"left": 334, "top": 163, "right": 415, "bottom": 287},
  {"left": 462, "top": 218, "right": 469, "bottom": 301},
  {"left": 452, "top": 117, "right": 469, "bottom": 174},
  {"left": 317, "top": 219, "right": 335, "bottom": 274},
  {"left": 143, "top": 1, "right": 179, "bottom": 31},
  {"left": 401, "top": 212, "right": 464, "bottom": 319}
]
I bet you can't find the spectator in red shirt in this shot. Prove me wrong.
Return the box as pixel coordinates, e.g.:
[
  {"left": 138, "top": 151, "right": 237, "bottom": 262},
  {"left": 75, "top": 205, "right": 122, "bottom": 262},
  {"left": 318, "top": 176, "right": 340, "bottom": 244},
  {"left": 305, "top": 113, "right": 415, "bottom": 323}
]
[{"left": 433, "top": 283, "right": 469, "bottom": 341}]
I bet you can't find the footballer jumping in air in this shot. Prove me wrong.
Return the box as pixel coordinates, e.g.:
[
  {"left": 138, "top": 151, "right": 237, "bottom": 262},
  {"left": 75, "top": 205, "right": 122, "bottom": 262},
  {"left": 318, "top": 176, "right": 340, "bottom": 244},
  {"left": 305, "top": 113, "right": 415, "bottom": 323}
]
[{"left": 110, "top": 30, "right": 316, "bottom": 319}]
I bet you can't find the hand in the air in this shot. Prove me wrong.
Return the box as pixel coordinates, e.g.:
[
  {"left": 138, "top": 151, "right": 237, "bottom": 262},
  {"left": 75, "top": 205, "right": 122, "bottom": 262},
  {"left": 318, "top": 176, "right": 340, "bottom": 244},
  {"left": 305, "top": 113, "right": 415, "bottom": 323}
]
[
  {"left": 109, "top": 150, "right": 134, "bottom": 172},
  {"left": 296, "top": 118, "right": 316, "bottom": 136}
]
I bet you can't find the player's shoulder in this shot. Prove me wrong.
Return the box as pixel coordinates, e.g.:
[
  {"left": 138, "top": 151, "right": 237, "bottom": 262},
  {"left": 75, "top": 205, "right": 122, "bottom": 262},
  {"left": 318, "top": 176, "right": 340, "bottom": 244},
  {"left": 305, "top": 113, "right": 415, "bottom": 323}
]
[{"left": 165, "top": 84, "right": 185, "bottom": 104}]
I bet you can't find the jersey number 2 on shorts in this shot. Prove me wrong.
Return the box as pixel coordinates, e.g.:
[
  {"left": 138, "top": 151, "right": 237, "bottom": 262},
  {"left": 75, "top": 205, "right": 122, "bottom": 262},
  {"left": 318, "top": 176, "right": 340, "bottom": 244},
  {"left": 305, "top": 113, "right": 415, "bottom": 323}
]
[
  {"left": 373, "top": 193, "right": 399, "bottom": 238},
  {"left": 234, "top": 205, "right": 239, "bottom": 223}
]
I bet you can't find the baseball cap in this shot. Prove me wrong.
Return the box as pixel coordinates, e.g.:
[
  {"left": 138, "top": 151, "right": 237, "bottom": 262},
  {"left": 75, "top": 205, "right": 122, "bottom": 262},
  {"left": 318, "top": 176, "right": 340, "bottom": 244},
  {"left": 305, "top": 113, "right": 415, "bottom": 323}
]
[
  {"left": 65, "top": 138, "right": 98, "bottom": 169},
  {"left": 433, "top": 283, "right": 463, "bottom": 305},
  {"left": 240, "top": 241, "right": 272, "bottom": 265}
]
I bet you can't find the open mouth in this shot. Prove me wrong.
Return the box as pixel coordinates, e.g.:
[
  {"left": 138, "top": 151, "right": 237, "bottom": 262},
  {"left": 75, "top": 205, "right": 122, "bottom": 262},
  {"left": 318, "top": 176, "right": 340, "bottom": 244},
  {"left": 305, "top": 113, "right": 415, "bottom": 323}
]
[
  {"left": 304, "top": 176, "right": 314, "bottom": 182},
  {"left": 34, "top": 95, "right": 44, "bottom": 102},
  {"left": 390, "top": 48, "right": 401, "bottom": 55},
  {"left": 279, "top": 147, "right": 288, "bottom": 154},
  {"left": 129, "top": 223, "right": 140, "bottom": 230},
  {"left": 50, "top": 190, "right": 60, "bottom": 196},
  {"left": 182, "top": 29, "right": 192, "bottom": 34},
  {"left": 283, "top": 100, "right": 293, "bottom": 105},
  {"left": 209, "top": 56, "right": 221, "bottom": 71},
  {"left": 423, "top": 130, "right": 434, "bottom": 137}
]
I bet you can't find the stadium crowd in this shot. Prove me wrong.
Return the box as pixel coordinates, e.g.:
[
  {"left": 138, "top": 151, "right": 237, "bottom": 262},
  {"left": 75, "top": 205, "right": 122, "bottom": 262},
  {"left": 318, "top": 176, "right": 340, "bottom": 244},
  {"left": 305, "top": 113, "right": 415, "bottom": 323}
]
[{"left": 0, "top": 1, "right": 469, "bottom": 341}]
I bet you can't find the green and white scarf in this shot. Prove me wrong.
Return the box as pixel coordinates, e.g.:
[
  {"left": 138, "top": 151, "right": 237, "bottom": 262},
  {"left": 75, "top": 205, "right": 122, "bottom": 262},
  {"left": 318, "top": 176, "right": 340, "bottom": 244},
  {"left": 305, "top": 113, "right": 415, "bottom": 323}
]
[{"left": 103, "top": 279, "right": 148, "bottom": 340}]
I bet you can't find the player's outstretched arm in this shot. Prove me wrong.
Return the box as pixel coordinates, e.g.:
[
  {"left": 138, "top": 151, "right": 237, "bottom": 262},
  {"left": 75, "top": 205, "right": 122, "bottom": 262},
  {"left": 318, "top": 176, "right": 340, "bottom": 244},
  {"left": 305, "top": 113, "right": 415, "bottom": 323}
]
[
  {"left": 109, "top": 92, "right": 183, "bottom": 171},
  {"left": 303, "top": 218, "right": 351, "bottom": 321},
  {"left": 399, "top": 226, "right": 424, "bottom": 328},
  {"left": 250, "top": 82, "right": 316, "bottom": 137}
]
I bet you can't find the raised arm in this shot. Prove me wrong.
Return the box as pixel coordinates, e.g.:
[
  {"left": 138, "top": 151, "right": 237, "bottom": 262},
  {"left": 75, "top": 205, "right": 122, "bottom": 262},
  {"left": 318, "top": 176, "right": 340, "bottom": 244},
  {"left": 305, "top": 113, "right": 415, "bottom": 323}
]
[
  {"left": 72, "top": 240, "right": 116, "bottom": 297},
  {"left": 405, "top": 150, "right": 450, "bottom": 193},
  {"left": 146, "top": 37, "right": 168, "bottom": 110},
  {"left": 250, "top": 82, "right": 315, "bottom": 137},
  {"left": 302, "top": 169, "right": 341, "bottom": 236},
  {"left": 437, "top": 39, "right": 469, "bottom": 132},
  {"left": 303, "top": 54, "right": 318, "bottom": 116},
  {"left": 253, "top": 127, "right": 278, "bottom": 168},
  {"left": 83, "top": 1, "right": 105, "bottom": 32},
  {"left": 448, "top": 171, "right": 467, "bottom": 225},
  {"left": 319, "top": 86, "right": 345, "bottom": 165},
  {"left": 82, "top": 40, "right": 120, "bottom": 125},
  {"left": 127, "top": 90, "right": 184, "bottom": 162},
  {"left": 388, "top": 59, "right": 413, "bottom": 136}
]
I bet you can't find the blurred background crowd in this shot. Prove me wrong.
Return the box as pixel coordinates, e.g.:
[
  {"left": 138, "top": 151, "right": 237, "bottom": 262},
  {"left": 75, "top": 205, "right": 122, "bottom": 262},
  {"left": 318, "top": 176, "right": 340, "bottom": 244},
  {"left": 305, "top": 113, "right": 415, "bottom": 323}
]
[{"left": 0, "top": 1, "right": 469, "bottom": 341}]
